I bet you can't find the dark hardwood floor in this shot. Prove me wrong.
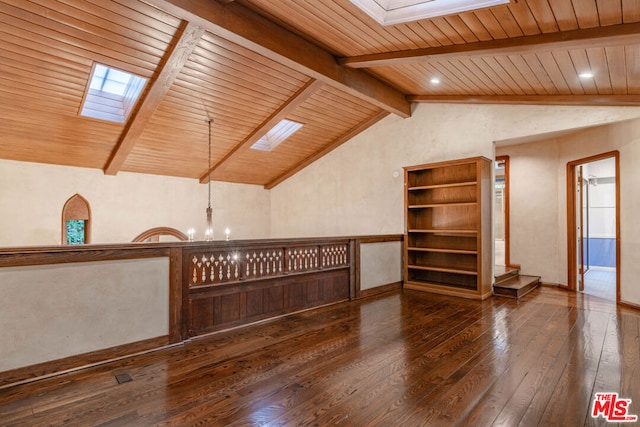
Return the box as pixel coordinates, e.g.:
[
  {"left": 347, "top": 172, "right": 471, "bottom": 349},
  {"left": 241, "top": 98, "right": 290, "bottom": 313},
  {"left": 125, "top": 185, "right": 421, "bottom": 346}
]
[{"left": 1, "top": 286, "right": 639, "bottom": 426}]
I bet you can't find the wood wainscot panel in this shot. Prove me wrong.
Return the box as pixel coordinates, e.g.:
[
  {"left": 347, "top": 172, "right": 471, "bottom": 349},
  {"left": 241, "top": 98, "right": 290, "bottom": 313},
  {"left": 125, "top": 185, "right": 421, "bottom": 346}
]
[{"left": 188, "top": 269, "right": 350, "bottom": 336}]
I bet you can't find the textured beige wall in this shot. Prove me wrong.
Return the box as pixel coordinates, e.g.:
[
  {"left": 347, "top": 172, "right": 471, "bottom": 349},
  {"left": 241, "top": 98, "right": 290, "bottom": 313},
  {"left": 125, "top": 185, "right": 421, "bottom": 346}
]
[
  {"left": 0, "top": 258, "right": 169, "bottom": 372},
  {"left": 0, "top": 160, "right": 271, "bottom": 246},
  {"left": 360, "top": 241, "right": 403, "bottom": 290},
  {"left": 496, "top": 139, "right": 563, "bottom": 282},
  {"left": 497, "top": 118, "right": 640, "bottom": 305},
  {"left": 270, "top": 104, "right": 640, "bottom": 238}
]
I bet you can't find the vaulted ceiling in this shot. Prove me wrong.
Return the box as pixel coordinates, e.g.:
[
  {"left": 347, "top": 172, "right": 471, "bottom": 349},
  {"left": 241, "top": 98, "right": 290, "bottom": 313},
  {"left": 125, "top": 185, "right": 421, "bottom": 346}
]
[{"left": 1, "top": 0, "right": 639, "bottom": 188}]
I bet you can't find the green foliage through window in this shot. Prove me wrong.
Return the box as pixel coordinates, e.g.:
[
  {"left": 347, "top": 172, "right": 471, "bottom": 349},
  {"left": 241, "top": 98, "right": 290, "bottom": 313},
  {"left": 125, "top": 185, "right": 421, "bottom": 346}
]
[{"left": 66, "top": 220, "right": 85, "bottom": 245}]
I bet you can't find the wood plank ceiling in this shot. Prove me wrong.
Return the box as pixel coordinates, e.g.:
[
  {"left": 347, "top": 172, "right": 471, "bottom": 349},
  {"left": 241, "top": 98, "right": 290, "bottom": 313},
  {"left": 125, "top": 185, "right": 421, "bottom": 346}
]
[{"left": 1, "top": 0, "right": 639, "bottom": 188}]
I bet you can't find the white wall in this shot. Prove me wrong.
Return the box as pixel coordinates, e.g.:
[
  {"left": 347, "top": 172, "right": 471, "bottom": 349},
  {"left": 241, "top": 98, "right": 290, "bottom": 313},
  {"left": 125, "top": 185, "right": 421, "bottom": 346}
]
[
  {"left": 0, "top": 160, "right": 271, "bottom": 246},
  {"left": 496, "top": 138, "right": 563, "bottom": 282},
  {"left": 497, "top": 118, "right": 640, "bottom": 305}
]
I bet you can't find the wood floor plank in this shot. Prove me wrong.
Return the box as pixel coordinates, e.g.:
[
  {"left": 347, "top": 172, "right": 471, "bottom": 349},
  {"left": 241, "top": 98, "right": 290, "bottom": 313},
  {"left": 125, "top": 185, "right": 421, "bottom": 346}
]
[
  {"left": 532, "top": 308, "right": 610, "bottom": 426},
  {"left": 0, "top": 287, "right": 639, "bottom": 426}
]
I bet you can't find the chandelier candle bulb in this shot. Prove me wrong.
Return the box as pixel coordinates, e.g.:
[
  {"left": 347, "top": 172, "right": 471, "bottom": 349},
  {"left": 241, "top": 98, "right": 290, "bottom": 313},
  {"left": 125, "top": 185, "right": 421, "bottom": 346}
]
[
  {"left": 225, "top": 228, "right": 230, "bottom": 241},
  {"left": 187, "top": 228, "right": 195, "bottom": 242}
]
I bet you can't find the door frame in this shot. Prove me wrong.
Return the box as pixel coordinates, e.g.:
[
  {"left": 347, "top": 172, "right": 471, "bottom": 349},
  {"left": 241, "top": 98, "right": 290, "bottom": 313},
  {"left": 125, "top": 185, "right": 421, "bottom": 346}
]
[
  {"left": 495, "top": 155, "right": 511, "bottom": 267},
  {"left": 566, "top": 151, "right": 620, "bottom": 302}
]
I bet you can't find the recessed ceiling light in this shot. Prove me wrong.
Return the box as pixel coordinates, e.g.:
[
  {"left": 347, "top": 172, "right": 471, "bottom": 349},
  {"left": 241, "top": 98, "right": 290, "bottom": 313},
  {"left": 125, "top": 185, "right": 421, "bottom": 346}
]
[
  {"left": 579, "top": 72, "right": 594, "bottom": 79},
  {"left": 430, "top": 78, "right": 441, "bottom": 84}
]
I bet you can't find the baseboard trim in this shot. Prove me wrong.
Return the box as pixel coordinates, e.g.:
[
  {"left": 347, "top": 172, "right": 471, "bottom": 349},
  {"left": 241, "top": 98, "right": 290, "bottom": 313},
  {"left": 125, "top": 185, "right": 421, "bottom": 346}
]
[
  {"left": 620, "top": 300, "right": 640, "bottom": 312},
  {"left": 360, "top": 281, "right": 402, "bottom": 299},
  {"left": 0, "top": 335, "right": 177, "bottom": 390},
  {"left": 541, "top": 282, "right": 567, "bottom": 289}
]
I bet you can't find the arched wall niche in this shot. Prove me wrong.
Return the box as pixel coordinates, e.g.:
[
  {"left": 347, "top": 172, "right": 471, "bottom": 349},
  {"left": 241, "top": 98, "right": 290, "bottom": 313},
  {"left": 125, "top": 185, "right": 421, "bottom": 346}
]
[{"left": 61, "top": 194, "right": 91, "bottom": 245}]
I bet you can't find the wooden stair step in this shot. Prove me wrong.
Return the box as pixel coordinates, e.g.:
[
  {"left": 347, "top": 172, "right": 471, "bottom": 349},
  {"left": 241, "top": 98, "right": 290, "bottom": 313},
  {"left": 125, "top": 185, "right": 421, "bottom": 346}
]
[
  {"left": 494, "top": 265, "right": 520, "bottom": 285},
  {"left": 493, "top": 274, "right": 540, "bottom": 299}
]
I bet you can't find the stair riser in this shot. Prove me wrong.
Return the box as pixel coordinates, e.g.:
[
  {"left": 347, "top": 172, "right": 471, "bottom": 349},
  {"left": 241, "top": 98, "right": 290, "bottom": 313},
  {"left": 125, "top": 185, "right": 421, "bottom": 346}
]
[
  {"left": 494, "top": 270, "right": 520, "bottom": 285},
  {"left": 494, "top": 278, "right": 540, "bottom": 299}
]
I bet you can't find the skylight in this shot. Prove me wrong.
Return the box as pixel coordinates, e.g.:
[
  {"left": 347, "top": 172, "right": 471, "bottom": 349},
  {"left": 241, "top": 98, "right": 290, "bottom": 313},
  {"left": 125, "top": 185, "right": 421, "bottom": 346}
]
[
  {"left": 80, "top": 64, "right": 147, "bottom": 123},
  {"left": 350, "top": 0, "right": 511, "bottom": 26},
  {"left": 251, "top": 119, "right": 304, "bottom": 152}
]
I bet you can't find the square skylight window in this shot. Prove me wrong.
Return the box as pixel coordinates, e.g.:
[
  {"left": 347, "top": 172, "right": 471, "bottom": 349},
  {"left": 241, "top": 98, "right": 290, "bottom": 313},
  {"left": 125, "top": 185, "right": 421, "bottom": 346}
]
[
  {"left": 80, "top": 63, "right": 147, "bottom": 123},
  {"left": 251, "top": 119, "right": 304, "bottom": 152},
  {"left": 350, "top": 0, "right": 510, "bottom": 26}
]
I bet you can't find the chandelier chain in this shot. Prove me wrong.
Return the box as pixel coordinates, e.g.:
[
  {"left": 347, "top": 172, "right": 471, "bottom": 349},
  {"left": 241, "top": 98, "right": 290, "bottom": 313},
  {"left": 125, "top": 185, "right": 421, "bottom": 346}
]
[{"left": 207, "top": 119, "right": 212, "bottom": 209}]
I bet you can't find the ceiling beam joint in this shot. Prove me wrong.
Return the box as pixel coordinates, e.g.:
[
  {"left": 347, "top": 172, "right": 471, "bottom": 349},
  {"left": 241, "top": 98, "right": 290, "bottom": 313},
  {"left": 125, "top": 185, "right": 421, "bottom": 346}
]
[
  {"left": 155, "top": 0, "right": 411, "bottom": 118},
  {"left": 104, "top": 20, "right": 205, "bottom": 175}
]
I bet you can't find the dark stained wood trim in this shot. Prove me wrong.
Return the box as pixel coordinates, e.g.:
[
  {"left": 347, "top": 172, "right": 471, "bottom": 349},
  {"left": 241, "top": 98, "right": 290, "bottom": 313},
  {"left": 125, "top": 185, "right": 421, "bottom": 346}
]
[
  {"left": 566, "top": 151, "right": 620, "bottom": 303},
  {"left": 199, "top": 79, "right": 324, "bottom": 183},
  {"left": 340, "top": 23, "right": 640, "bottom": 68},
  {"left": 155, "top": 0, "right": 411, "bottom": 118},
  {"left": 359, "top": 281, "right": 402, "bottom": 299},
  {"left": 264, "top": 110, "right": 390, "bottom": 189},
  {"left": 350, "top": 239, "right": 358, "bottom": 300},
  {"left": 355, "top": 238, "right": 361, "bottom": 300},
  {"left": 0, "top": 246, "right": 171, "bottom": 268},
  {"left": 566, "top": 162, "right": 576, "bottom": 292},
  {"left": 0, "top": 336, "right": 175, "bottom": 390},
  {"left": 615, "top": 154, "right": 621, "bottom": 305},
  {"left": 407, "top": 95, "right": 640, "bottom": 106},
  {"left": 357, "top": 235, "right": 403, "bottom": 244},
  {"left": 104, "top": 21, "right": 205, "bottom": 175},
  {"left": 169, "top": 247, "right": 183, "bottom": 343}
]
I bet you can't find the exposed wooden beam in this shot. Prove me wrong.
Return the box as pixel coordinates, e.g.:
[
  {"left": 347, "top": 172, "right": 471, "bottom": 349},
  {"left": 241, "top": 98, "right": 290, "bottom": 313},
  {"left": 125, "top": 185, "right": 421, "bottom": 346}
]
[
  {"left": 340, "top": 23, "right": 640, "bottom": 68},
  {"left": 155, "top": 0, "right": 411, "bottom": 118},
  {"left": 104, "top": 21, "right": 205, "bottom": 175},
  {"left": 407, "top": 95, "right": 640, "bottom": 106},
  {"left": 199, "top": 79, "right": 324, "bottom": 183},
  {"left": 264, "top": 110, "right": 390, "bottom": 189}
]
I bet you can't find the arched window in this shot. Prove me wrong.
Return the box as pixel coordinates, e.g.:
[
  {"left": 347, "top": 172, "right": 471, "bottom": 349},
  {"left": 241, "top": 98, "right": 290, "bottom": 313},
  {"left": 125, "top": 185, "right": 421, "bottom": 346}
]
[{"left": 62, "top": 194, "right": 91, "bottom": 245}]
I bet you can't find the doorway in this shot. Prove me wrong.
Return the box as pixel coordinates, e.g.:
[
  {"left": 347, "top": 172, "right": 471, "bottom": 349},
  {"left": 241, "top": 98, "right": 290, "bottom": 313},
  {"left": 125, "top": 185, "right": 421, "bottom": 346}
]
[{"left": 566, "top": 152, "right": 619, "bottom": 302}]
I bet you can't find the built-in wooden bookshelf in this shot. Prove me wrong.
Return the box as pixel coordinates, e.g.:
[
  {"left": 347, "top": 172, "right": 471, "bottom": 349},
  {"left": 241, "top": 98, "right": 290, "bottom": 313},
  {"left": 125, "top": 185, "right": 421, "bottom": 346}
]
[{"left": 404, "top": 156, "right": 492, "bottom": 299}]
